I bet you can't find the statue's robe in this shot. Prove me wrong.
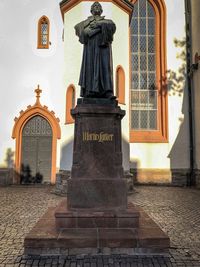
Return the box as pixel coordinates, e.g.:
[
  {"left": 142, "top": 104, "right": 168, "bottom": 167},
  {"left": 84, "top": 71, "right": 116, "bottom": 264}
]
[{"left": 75, "top": 16, "right": 116, "bottom": 98}]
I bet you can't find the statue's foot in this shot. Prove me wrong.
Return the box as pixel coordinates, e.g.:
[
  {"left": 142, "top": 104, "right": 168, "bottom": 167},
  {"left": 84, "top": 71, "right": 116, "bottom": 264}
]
[
  {"left": 105, "top": 92, "right": 116, "bottom": 100},
  {"left": 109, "top": 95, "right": 116, "bottom": 100}
]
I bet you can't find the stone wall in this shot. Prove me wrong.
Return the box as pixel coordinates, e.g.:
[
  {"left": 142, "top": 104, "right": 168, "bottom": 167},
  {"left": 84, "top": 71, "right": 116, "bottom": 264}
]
[
  {"left": 171, "top": 169, "right": 190, "bottom": 186},
  {"left": 53, "top": 170, "right": 71, "bottom": 196},
  {"left": 0, "top": 168, "right": 14, "bottom": 186},
  {"left": 193, "top": 169, "right": 200, "bottom": 188},
  {"left": 130, "top": 168, "right": 189, "bottom": 187}
]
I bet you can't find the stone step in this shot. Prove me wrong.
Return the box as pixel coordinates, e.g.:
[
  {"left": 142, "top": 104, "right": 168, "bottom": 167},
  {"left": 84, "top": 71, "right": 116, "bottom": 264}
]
[
  {"left": 55, "top": 200, "right": 139, "bottom": 229},
  {"left": 24, "top": 204, "right": 170, "bottom": 256}
]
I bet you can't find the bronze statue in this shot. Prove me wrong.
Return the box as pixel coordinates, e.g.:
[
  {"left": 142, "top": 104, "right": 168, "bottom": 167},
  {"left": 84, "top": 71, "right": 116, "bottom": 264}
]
[{"left": 75, "top": 2, "right": 116, "bottom": 99}]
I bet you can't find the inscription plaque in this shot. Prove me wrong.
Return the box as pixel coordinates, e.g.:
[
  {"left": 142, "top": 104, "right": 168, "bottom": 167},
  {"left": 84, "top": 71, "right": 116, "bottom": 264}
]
[{"left": 82, "top": 132, "right": 114, "bottom": 142}]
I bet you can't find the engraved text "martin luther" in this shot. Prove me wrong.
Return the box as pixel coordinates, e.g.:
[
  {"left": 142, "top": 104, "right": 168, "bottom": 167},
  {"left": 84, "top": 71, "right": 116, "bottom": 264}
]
[{"left": 82, "top": 132, "right": 114, "bottom": 142}]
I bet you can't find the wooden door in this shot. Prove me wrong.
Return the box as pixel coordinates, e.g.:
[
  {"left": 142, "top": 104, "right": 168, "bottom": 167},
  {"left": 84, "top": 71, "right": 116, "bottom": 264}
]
[{"left": 21, "top": 115, "right": 52, "bottom": 183}]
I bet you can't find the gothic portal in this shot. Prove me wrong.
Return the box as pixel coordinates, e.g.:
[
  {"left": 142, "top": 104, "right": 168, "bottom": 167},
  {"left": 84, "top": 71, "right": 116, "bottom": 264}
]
[{"left": 21, "top": 115, "right": 53, "bottom": 183}]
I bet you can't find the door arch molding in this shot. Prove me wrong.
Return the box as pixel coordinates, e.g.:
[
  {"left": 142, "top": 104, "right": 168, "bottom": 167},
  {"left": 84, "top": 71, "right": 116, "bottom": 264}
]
[{"left": 12, "top": 86, "right": 61, "bottom": 184}]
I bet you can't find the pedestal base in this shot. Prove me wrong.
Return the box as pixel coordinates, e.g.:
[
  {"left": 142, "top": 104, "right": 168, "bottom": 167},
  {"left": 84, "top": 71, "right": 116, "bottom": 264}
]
[
  {"left": 55, "top": 200, "right": 139, "bottom": 229},
  {"left": 24, "top": 201, "right": 170, "bottom": 256}
]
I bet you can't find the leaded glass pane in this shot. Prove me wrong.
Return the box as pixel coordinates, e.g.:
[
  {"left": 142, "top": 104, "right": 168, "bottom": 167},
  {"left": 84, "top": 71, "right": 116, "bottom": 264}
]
[
  {"left": 148, "top": 36, "right": 155, "bottom": 53},
  {"left": 42, "top": 35, "right": 47, "bottom": 45},
  {"left": 131, "top": 110, "right": 139, "bottom": 129},
  {"left": 41, "top": 23, "right": 48, "bottom": 34},
  {"left": 131, "top": 19, "right": 138, "bottom": 34},
  {"left": 131, "top": 90, "right": 140, "bottom": 107},
  {"left": 140, "top": 111, "right": 148, "bottom": 129},
  {"left": 148, "top": 73, "right": 156, "bottom": 89},
  {"left": 23, "top": 116, "right": 52, "bottom": 136},
  {"left": 130, "top": 0, "right": 157, "bottom": 130},
  {"left": 131, "top": 36, "right": 138, "bottom": 52},
  {"left": 149, "top": 91, "right": 157, "bottom": 109},
  {"left": 139, "top": 0, "right": 146, "bottom": 17},
  {"left": 148, "top": 18, "right": 155, "bottom": 35},
  {"left": 147, "top": 2, "right": 155, "bottom": 17},
  {"left": 133, "top": 1, "right": 139, "bottom": 17},
  {"left": 132, "top": 73, "right": 139, "bottom": 89},
  {"left": 148, "top": 55, "right": 155, "bottom": 71},
  {"left": 149, "top": 111, "right": 157, "bottom": 129},
  {"left": 140, "top": 55, "right": 147, "bottom": 71},
  {"left": 139, "top": 36, "right": 146, "bottom": 52},
  {"left": 140, "top": 18, "right": 146, "bottom": 35},
  {"left": 132, "top": 54, "right": 139, "bottom": 71},
  {"left": 140, "top": 91, "right": 148, "bottom": 107},
  {"left": 140, "top": 72, "right": 147, "bottom": 89}
]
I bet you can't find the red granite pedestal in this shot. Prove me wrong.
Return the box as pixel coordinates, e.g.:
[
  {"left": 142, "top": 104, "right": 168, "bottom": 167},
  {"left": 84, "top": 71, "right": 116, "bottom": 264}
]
[
  {"left": 24, "top": 201, "right": 169, "bottom": 255},
  {"left": 24, "top": 99, "right": 170, "bottom": 255}
]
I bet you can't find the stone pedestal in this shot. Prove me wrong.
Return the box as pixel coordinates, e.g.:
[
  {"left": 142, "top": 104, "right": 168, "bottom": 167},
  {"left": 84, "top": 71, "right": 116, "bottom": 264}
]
[
  {"left": 68, "top": 98, "right": 126, "bottom": 210},
  {"left": 24, "top": 98, "right": 170, "bottom": 255},
  {"left": 24, "top": 202, "right": 170, "bottom": 256},
  {"left": 56, "top": 98, "right": 139, "bottom": 230}
]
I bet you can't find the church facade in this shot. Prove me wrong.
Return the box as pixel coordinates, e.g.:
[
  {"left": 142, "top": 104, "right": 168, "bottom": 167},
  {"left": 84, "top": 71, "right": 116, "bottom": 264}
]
[{"left": 0, "top": 0, "right": 199, "bottom": 186}]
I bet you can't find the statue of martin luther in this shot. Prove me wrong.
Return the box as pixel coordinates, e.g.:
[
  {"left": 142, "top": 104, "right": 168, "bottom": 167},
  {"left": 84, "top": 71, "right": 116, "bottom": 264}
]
[{"left": 75, "top": 2, "right": 116, "bottom": 99}]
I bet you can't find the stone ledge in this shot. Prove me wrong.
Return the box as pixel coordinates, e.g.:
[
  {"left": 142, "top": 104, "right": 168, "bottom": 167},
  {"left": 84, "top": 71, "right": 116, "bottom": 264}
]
[
  {"left": 24, "top": 202, "right": 170, "bottom": 256},
  {"left": 55, "top": 200, "right": 139, "bottom": 229}
]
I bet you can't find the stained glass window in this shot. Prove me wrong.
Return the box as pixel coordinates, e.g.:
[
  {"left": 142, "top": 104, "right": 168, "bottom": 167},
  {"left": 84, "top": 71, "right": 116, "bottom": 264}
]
[
  {"left": 130, "top": 0, "right": 157, "bottom": 130},
  {"left": 38, "top": 16, "right": 49, "bottom": 49}
]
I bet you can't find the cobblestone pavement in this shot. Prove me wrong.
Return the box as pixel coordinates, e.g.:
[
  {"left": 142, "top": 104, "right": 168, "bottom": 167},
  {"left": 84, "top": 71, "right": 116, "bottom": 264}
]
[{"left": 0, "top": 185, "right": 200, "bottom": 266}]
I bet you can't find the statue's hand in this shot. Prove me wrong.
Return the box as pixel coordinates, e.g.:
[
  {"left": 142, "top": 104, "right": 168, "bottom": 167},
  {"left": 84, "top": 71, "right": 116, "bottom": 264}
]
[{"left": 89, "top": 21, "right": 100, "bottom": 29}]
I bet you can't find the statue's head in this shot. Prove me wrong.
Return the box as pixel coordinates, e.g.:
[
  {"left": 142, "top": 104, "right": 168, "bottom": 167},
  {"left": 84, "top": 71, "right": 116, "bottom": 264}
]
[{"left": 91, "top": 2, "right": 103, "bottom": 16}]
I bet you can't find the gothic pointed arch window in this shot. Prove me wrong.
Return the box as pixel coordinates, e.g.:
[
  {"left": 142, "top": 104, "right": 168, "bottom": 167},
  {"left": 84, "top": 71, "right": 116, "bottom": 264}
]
[
  {"left": 37, "top": 16, "right": 50, "bottom": 49},
  {"left": 66, "top": 85, "right": 76, "bottom": 124},
  {"left": 130, "top": 0, "right": 168, "bottom": 142}
]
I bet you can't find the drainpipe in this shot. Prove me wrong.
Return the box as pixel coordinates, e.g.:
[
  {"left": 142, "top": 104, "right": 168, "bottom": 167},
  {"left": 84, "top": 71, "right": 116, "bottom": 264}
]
[{"left": 184, "top": 0, "right": 195, "bottom": 186}]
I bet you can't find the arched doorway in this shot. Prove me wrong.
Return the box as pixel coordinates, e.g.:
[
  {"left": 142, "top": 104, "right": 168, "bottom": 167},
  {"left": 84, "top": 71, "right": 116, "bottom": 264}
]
[
  {"left": 21, "top": 115, "right": 53, "bottom": 183},
  {"left": 12, "top": 86, "right": 61, "bottom": 184}
]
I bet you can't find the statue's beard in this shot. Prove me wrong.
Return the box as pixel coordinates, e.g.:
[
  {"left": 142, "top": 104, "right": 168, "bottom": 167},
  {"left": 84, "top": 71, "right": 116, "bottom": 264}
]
[{"left": 91, "top": 11, "right": 102, "bottom": 16}]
